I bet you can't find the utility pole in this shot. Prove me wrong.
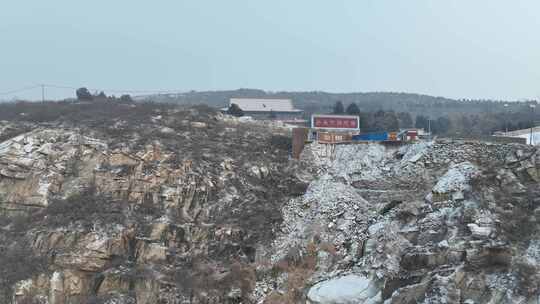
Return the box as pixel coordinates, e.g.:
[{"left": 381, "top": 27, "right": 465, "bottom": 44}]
[
  {"left": 530, "top": 103, "right": 536, "bottom": 145},
  {"left": 428, "top": 118, "right": 431, "bottom": 141},
  {"left": 504, "top": 103, "right": 509, "bottom": 135},
  {"left": 41, "top": 84, "right": 45, "bottom": 103}
]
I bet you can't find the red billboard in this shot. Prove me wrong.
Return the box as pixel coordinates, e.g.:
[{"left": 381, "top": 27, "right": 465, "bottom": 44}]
[{"left": 311, "top": 115, "right": 360, "bottom": 130}]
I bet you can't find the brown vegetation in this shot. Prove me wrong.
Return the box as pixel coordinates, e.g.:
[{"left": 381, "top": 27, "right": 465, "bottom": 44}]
[
  {"left": 265, "top": 242, "right": 337, "bottom": 304},
  {"left": 0, "top": 240, "right": 47, "bottom": 303}
]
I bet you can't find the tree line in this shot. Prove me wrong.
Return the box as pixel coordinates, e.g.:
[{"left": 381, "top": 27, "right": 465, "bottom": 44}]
[
  {"left": 331, "top": 101, "right": 540, "bottom": 136},
  {"left": 75, "top": 87, "right": 133, "bottom": 103}
]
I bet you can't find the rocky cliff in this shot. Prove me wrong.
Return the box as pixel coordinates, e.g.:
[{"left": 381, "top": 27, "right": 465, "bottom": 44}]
[
  {"left": 0, "top": 103, "right": 305, "bottom": 304},
  {"left": 1, "top": 102, "right": 539, "bottom": 304},
  {"left": 255, "top": 141, "right": 540, "bottom": 304}
]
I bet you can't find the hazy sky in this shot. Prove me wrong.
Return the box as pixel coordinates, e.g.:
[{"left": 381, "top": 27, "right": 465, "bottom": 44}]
[{"left": 1, "top": 1, "right": 539, "bottom": 101}]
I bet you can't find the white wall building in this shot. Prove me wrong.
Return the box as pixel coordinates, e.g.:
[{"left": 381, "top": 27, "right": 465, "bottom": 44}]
[
  {"left": 495, "top": 126, "right": 540, "bottom": 145},
  {"left": 222, "top": 98, "right": 303, "bottom": 119}
]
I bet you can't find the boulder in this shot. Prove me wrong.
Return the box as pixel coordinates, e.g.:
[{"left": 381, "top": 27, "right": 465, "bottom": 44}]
[
  {"left": 307, "top": 274, "right": 381, "bottom": 304},
  {"left": 432, "top": 162, "right": 479, "bottom": 201},
  {"left": 467, "top": 223, "right": 493, "bottom": 239},
  {"left": 160, "top": 127, "right": 175, "bottom": 135},
  {"left": 190, "top": 122, "right": 207, "bottom": 129}
]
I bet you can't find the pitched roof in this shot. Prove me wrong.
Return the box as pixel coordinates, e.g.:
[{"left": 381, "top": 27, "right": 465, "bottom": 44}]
[{"left": 229, "top": 98, "right": 302, "bottom": 112}]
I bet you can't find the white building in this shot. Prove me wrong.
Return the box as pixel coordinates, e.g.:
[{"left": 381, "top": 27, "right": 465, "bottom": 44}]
[
  {"left": 495, "top": 126, "right": 540, "bottom": 145},
  {"left": 222, "top": 98, "right": 303, "bottom": 119}
]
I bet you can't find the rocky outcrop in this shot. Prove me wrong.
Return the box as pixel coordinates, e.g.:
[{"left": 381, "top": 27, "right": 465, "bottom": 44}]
[
  {"left": 2, "top": 102, "right": 540, "bottom": 304},
  {"left": 255, "top": 141, "right": 540, "bottom": 303},
  {"left": 0, "top": 106, "right": 303, "bottom": 304}
]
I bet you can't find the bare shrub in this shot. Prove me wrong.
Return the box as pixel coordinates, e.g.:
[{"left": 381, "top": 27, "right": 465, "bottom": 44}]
[
  {"left": 515, "top": 258, "right": 540, "bottom": 296},
  {"left": 16, "top": 294, "right": 46, "bottom": 304},
  {"left": 269, "top": 242, "right": 320, "bottom": 303},
  {"left": 172, "top": 256, "right": 258, "bottom": 303},
  {"left": 318, "top": 242, "right": 338, "bottom": 256},
  {"left": 0, "top": 100, "right": 175, "bottom": 128},
  {"left": 269, "top": 134, "right": 291, "bottom": 151},
  {"left": 264, "top": 291, "right": 288, "bottom": 304},
  {"left": 0, "top": 240, "right": 46, "bottom": 303},
  {"left": 42, "top": 187, "right": 124, "bottom": 229},
  {"left": 226, "top": 262, "right": 257, "bottom": 299}
]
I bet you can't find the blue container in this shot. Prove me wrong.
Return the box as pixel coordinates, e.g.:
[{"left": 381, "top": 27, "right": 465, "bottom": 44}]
[{"left": 352, "top": 132, "right": 388, "bottom": 141}]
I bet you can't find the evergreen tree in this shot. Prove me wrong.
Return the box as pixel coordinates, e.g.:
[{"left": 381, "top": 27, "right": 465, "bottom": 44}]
[
  {"left": 415, "top": 115, "right": 429, "bottom": 130},
  {"left": 346, "top": 102, "right": 360, "bottom": 115},
  {"left": 381, "top": 111, "right": 399, "bottom": 131},
  {"left": 456, "top": 115, "right": 473, "bottom": 136},
  {"left": 397, "top": 112, "right": 413, "bottom": 128},
  {"left": 369, "top": 110, "right": 399, "bottom": 131},
  {"left": 120, "top": 94, "right": 133, "bottom": 103},
  {"left": 76, "top": 87, "right": 93, "bottom": 101},
  {"left": 433, "top": 116, "right": 451, "bottom": 134},
  {"left": 333, "top": 101, "right": 344, "bottom": 114}
]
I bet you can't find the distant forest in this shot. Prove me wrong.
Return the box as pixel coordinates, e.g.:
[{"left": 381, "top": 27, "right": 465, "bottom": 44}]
[
  {"left": 140, "top": 89, "right": 540, "bottom": 136},
  {"left": 1, "top": 88, "right": 538, "bottom": 137}
]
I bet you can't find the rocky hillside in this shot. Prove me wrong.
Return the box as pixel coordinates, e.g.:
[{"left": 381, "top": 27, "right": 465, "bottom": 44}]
[
  {"left": 0, "top": 103, "right": 305, "bottom": 304},
  {"left": 1, "top": 101, "right": 539, "bottom": 304},
  {"left": 255, "top": 141, "right": 540, "bottom": 303}
]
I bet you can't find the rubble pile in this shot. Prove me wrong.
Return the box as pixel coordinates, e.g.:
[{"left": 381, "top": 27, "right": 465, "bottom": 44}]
[{"left": 256, "top": 140, "right": 540, "bottom": 304}]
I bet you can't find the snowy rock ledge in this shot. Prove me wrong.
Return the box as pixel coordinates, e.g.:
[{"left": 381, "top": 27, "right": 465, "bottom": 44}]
[{"left": 432, "top": 161, "right": 480, "bottom": 201}]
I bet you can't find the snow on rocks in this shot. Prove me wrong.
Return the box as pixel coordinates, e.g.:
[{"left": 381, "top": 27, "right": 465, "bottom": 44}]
[
  {"left": 270, "top": 176, "right": 373, "bottom": 263},
  {"left": 330, "top": 144, "right": 388, "bottom": 182},
  {"left": 399, "top": 141, "right": 433, "bottom": 163},
  {"left": 467, "top": 223, "right": 494, "bottom": 239},
  {"left": 526, "top": 240, "right": 540, "bottom": 264},
  {"left": 0, "top": 128, "right": 107, "bottom": 206},
  {"left": 306, "top": 143, "right": 391, "bottom": 183},
  {"left": 432, "top": 161, "right": 480, "bottom": 200},
  {"left": 307, "top": 274, "right": 381, "bottom": 304},
  {"left": 260, "top": 139, "right": 540, "bottom": 303}
]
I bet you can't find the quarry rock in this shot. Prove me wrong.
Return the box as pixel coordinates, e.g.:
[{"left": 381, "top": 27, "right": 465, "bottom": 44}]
[{"left": 1, "top": 112, "right": 540, "bottom": 304}]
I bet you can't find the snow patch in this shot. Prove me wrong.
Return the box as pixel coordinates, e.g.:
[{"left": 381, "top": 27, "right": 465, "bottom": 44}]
[
  {"left": 432, "top": 162, "right": 479, "bottom": 195},
  {"left": 400, "top": 141, "right": 433, "bottom": 163},
  {"left": 526, "top": 240, "right": 540, "bottom": 264},
  {"left": 307, "top": 274, "right": 381, "bottom": 304}
]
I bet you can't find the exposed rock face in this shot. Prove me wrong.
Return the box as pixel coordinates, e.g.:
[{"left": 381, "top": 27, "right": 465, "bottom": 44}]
[
  {"left": 0, "top": 105, "right": 304, "bottom": 304},
  {"left": 255, "top": 141, "right": 540, "bottom": 304},
  {"left": 2, "top": 103, "right": 540, "bottom": 304},
  {"left": 0, "top": 129, "right": 104, "bottom": 209}
]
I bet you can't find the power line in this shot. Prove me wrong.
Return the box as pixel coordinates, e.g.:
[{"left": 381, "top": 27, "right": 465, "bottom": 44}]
[
  {"left": 0, "top": 85, "right": 41, "bottom": 95},
  {"left": 42, "top": 84, "right": 187, "bottom": 95},
  {"left": 0, "top": 83, "right": 189, "bottom": 98},
  {"left": 42, "top": 84, "right": 78, "bottom": 90}
]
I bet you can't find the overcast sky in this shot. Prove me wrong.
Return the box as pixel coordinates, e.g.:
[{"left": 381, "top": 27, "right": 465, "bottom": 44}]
[{"left": 1, "top": 1, "right": 539, "bottom": 101}]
